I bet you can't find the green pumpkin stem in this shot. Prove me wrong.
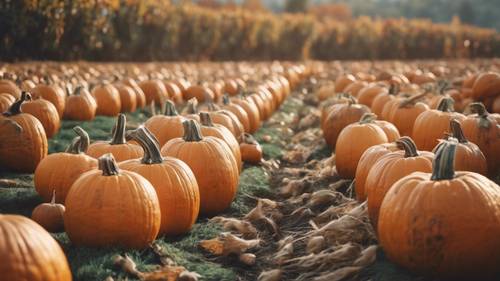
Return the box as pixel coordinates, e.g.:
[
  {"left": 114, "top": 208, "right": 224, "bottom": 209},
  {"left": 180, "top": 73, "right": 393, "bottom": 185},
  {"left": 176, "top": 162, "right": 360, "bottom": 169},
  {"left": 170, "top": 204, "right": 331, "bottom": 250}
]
[
  {"left": 98, "top": 154, "right": 120, "bottom": 176},
  {"left": 359, "top": 113, "right": 377, "bottom": 124},
  {"left": 449, "top": 119, "right": 467, "bottom": 143},
  {"left": 73, "top": 85, "right": 85, "bottom": 96},
  {"left": 222, "top": 94, "right": 230, "bottom": 105},
  {"left": 468, "top": 102, "right": 492, "bottom": 129},
  {"left": 436, "top": 97, "right": 455, "bottom": 112},
  {"left": 3, "top": 91, "right": 31, "bottom": 116},
  {"left": 199, "top": 112, "right": 214, "bottom": 127},
  {"left": 110, "top": 114, "right": 127, "bottom": 145},
  {"left": 128, "top": 127, "right": 163, "bottom": 164},
  {"left": 71, "top": 126, "right": 91, "bottom": 153},
  {"left": 388, "top": 83, "right": 400, "bottom": 96},
  {"left": 183, "top": 120, "right": 203, "bottom": 142},
  {"left": 431, "top": 139, "right": 457, "bottom": 181},
  {"left": 164, "top": 100, "right": 178, "bottom": 116},
  {"left": 396, "top": 137, "right": 419, "bottom": 157},
  {"left": 186, "top": 98, "right": 198, "bottom": 114}
]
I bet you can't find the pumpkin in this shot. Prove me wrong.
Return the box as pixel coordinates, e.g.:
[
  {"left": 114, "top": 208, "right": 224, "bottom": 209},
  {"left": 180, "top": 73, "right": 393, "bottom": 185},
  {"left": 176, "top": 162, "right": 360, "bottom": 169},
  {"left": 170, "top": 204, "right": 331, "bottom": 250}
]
[
  {"left": 139, "top": 79, "right": 168, "bottom": 106},
  {"left": 249, "top": 91, "right": 272, "bottom": 121},
  {"left": 87, "top": 114, "right": 143, "bottom": 161},
  {"left": 0, "top": 92, "right": 48, "bottom": 172},
  {"left": 31, "top": 83, "right": 66, "bottom": 118},
  {"left": 222, "top": 95, "right": 250, "bottom": 133},
  {"left": 0, "top": 79, "right": 21, "bottom": 99},
  {"left": 184, "top": 85, "right": 214, "bottom": 103},
  {"left": 122, "top": 78, "right": 146, "bottom": 108},
  {"left": 65, "top": 154, "right": 161, "bottom": 248},
  {"left": 412, "top": 98, "right": 465, "bottom": 151},
  {"left": 371, "top": 84, "right": 398, "bottom": 116},
  {"left": 322, "top": 97, "right": 371, "bottom": 148},
  {"left": 208, "top": 81, "right": 224, "bottom": 103},
  {"left": 21, "top": 97, "right": 60, "bottom": 138},
  {"left": 343, "top": 81, "right": 368, "bottom": 97},
  {"left": 91, "top": 84, "right": 121, "bottom": 116},
  {"left": 145, "top": 100, "right": 186, "bottom": 146},
  {"left": 219, "top": 109, "right": 245, "bottom": 139},
  {"left": 357, "top": 84, "right": 387, "bottom": 107},
  {"left": 378, "top": 139, "right": 500, "bottom": 280},
  {"left": 492, "top": 95, "right": 500, "bottom": 113},
  {"left": 164, "top": 81, "right": 183, "bottom": 104},
  {"left": 35, "top": 126, "right": 97, "bottom": 203},
  {"left": 225, "top": 79, "right": 240, "bottom": 96},
  {"left": 334, "top": 74, "right": 356, "bottom": 93},
  {"left": 115, "top": 84, "right": 137, "bottom": 113},
  {"left": 232, "top": 97, "right": 261, "bottom": 133},
  {"left": 461, "top": 103, "right": 500, "bottom": 175},
  {"left": 199, "top": 112, "right": 242, "bottom": 171},
  {"left": 0, "top": 214, "right": 72, "bottom": 281},
  {"left": 240, "top": 133, "right": 263, "bottom": 164},
  {"left": 335, "top": 113, "right": 389, "bottom": 179},
  {"left": 472, "top": 72, "right": 500, "bottom": 99},
  {"left": 64, "top": 86, "right": 97, "bottom": 121},
  {"left": 120, "top": 127, "right": 200, "bottom": 235},
  {"left": 374, "top": 120, "right": 400, "bottom": 142},
  {"left": 365, "top": 137, "right": 433, "bottom": 228},
  {"left": 354, "top": 141, "right": 400, "bottom": 201},
  {"left": 31, "top": 191, "right": 65, "bottom": 233},
  {"left": 0, "top": 93, "right": 15, "bottom": 112},
  {"left": 387, "top": 93, "right": 429, "bottom": 136},
  {"left": 161, "top": 120, "right": 239, "bottom": 215}
]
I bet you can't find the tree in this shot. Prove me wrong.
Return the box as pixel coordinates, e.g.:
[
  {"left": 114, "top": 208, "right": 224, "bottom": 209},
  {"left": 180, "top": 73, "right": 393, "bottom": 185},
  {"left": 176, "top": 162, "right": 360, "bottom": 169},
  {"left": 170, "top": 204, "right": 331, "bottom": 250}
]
[
  {"left": 242, "top": 0, "right": 267, "bottom": 12},
  {"left": 285, "top": 0, "right": 309, "bottom": 13},
  {"left": 309, "top": 3, "right": 352, "bottom": 21},
  {"left": 458, "top": 0, "right": 475, "bottom": 24}
]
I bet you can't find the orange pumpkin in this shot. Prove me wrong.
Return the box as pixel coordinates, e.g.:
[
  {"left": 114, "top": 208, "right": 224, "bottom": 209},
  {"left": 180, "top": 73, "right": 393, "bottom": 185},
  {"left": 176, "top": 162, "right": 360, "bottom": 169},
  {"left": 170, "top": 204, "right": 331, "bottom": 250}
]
[
  {"left": 64, "top": 86, "right": 97, "bottom": 121},
  {"left": 334, "top": 74, "right": 356, "bottom": 93},
  {"left": 122, "top": 78, "right": 146, "bottom": 108},
  {"left": 120, "top": 127, "right": 200, "bottom": 235},
  {"left": 240, "top": 133, "right": 263, "bottom": 165},
  {"left": 115, "top": 84, "right": 137, "bottom": 113},
  {"left": 161, "top": 120, "right": 239, "bottom": 215},
  {"left": 0, "top": 93, "right": 15, "bottom": 112},
  {"left": 21, "top": 97, "right": 60, "bottom": 138},
  {"left": 139, "top": 79, "right": 168, "bottom": 106},
  {"left": 184, "top": 85, "right": 214, "bottom": 103},
  {"left": 357, "top": 84, "right": 387, "bottom": 107},
  {"left": 472, "top": 72, "right": 500, "bottom": 99},
  {"left": 222, "top": 95, "right": 250, "bottom": 133},
  {"left": 65, "top": 154, "right": 161, "bottom": 249},
  {"left": 92, "top": 84, "right": 121, "bottom": 116},
  {"left": 31, "top": 191, "right": 65, "bottom": 233},
  {"left": 386, "top": 93, "right": 429, "bottom": 137},
  {"left": 0, "top": 79, "right": 21, "bottom": 99},
  {"left": 232, "top": 97, "right": 261, "bottom": 133},
  {"left": 31, "top": 84, "right": 66, "bottom": 118},
  {"left": 145, "top": 100, "right": 186, "bottom": 146}
]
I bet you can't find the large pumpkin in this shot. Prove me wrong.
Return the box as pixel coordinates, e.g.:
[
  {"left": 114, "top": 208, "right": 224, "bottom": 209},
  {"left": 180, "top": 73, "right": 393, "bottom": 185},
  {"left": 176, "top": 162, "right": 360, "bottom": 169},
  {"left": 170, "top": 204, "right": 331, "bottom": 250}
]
[
  {"left": 0, "top": 214, "right": 72, "bottom": 281},
  {"left": 144, "top": 100, "right": 186, "bottom": 146},
  {"left": 412, "top": 98, "right": 465, "bottom": 151},
  {"left": 91, "top": 84, "right": 121, "bottom": 116},
  {"left": 335, "top": 113, "right": 389, "bottom": 179},
  {"left": 0, "top": 92, "right": 48, "bottom": 172},
  {"left": 0, "top": 93, "right": 15, "bottom": 112},
  {"left": 378, "top": 139, "right": 500, "bottom": 280},
  {"left": 64, "top": 86, "right": 97, "bottom": 121},
  {"left": 120, "top": 127, "right": 200, "bottom": 235},
  {"left": 35, "top": 126, "right": 97, "bottom": 203},
  {"left": 161, "top": 120, "right": 239, "bottom": 215},
  {"left": 65, "top": 154, "right": 161, "bottom": 249},
  {"left": 387, "top": 93, "right": 429, "bottom": 137},
  {"left": 87, "top": 114, "right": 143, "bottom": 161},
  {"left": 21, "top": 97, "right": 61, "bottom": 138},
  {"left": 471, "top": 72, "right": 500, "bottom": 99},
  {"left": 31, "top": 83, "right": 66, "bottom": 118},
  {"left": 365, "top": 137, "right": 433, "bottom": 228}
]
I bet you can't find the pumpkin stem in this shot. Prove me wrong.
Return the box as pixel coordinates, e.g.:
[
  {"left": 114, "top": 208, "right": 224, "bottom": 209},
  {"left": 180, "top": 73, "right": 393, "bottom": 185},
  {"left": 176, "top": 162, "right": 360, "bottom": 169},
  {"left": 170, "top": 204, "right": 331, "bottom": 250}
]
[
  {"left": 468, "top": 102, "right": 488, "bottom": 117},
  {"left": 396, "top": 137, "right": 419, "bottom": 157},
  {"left": 359, "top": 113, "right": 377, "bottom": 124},
  {"left": 110, "top": 114, "right": 127, "bottom": 145},
  {"left": 449, "top": 119, "right": 468, "bottom": 143},
  {"left": 223, "top": 94, "right": 231, "bottom": 105},
  {"left": 98, "top": 154, "right": 121, "bottom": 176},
  {"left": 186, "top": 98, "right": 198, "bottom": 114},
  {"left": 199, "top": 112, "right": 215, "bottom": 127},
  {"left": 128, "top": 127, "right": 163, "bottom": 164},
  {"left": 431, "top": 139, "right": 457, "bottom": 181},
  {"left": 388, "top": 83, "right": 399, "bottom": 96},
  {"left": 241, "top": 133, "right": 258, "bottom": 145},
  {"left": 3, "top": 91, "right": 31, "bottom": 116},
  {"left": 163, "top": 100, "right": 178, "bottom": 116},
  {"left": 73, "top": 85, "right": 85, "bottom": 96},
  {"left": 71, "top": 126, "right": 91, "bottom": 153},
  {"left": 183, "top": 120, "right": 203, "bottom": 142},
  {"left": 398, "top": 92, "right": 427, "bottom": 108},
  {"left": 50, "top": 190, "right": 56, "bottom": 205},
  {"left": 436, "top": 97, "right": 455, "bottom": 112}
]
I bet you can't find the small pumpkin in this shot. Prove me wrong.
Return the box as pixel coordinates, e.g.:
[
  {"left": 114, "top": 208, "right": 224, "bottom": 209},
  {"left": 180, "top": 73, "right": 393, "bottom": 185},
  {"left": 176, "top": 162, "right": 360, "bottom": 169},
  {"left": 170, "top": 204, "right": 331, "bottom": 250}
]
[
  {"left": 161, "top": 120, "right": 239, "bottom": 215},
  {"left": 65, "top": 154, "right": 161, "bottom": 249},
  {"left": 139, "top": 79, "right": 168, "bottom": 106},
  {"left": 91, "top": 83, "right": 121, "bottom": 116},
  {"left": 34, "top": 126, "right": 97, "bottom": 203},
  {"left": 357, "top": 84, "right": 387, "bottom": 107},
  {"left": 31, "top": 83, "right": 66, "bottom": 118},
  {"left": 0, "top": 214, "right": 72, "bottom": 281},
  {"left": 334, "top": 74, "right": 356, "bottom": 93},
  {"left": 31, "top": 190, "right": 65, "bottom": 233},
  {"left": 120, "top": 127, "right": 200, "bottom": 236},
  {"left": 371, "top": 84, "right": 398, "bottom": 116},
  {"left": 365, "top": 137, "right": 433, "bottom": 228},
  {"left": 240, "top": 133, "right": 263, "bottom": 164},
  {"left": 471, "top": 72, "right": 500, "bottom": 99},
  {"left": 386, "top": 93, "right": 429, "bottom": 136},
  {"left": 0, "top": 92, "right": 48, "bottom": 173},
  {"left": 184, "top": 85, "right": 214, "bottom": 103},
  {"left": 335, "top": 113, "right": 389, "bottom": 179},
  {"left": 164, "top": 81, "right": 183, "bottom": 104},
  {"left": 232, "top": 96, "right": 261, "bottom": 133},
  {"left": 115, "top": 84, "right": 137, "bottom": 113},
  {"left": 412, "top": 98, "right": 465, "bottom": 151},
  {"left": 64, "top": 86, "right": 97, "bottom": 121},
  {"left": 145, "top": 100, "right": 186, "bottom": 146},
  {"left": 122, "top": 78, "right": 146, "bottom": 108},
  {"left": 378, "top": 139, "right": 500, "bottom": 280},
  {"left": 87, "top": 114, "right": 143, "bottom": 161},
  {"left": 0, "top": 79, "right": 21, "bottom": 99},
  {"left": 0, "top": 93, "right": 15, "bottom": 112},
  {"left": 21, "top": 97, "right": 61, "bottom": 138},
  {"left": 222, "top": 95, "right": 250, "bottom": 133}
]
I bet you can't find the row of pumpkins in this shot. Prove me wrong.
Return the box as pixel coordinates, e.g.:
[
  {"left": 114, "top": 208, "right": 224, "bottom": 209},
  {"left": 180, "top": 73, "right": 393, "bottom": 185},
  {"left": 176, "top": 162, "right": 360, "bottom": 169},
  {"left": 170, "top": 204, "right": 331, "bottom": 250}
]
[
  {"left": 0, "top": 63, "right": 309, "bottom": 281},
  {"left": 319, "top": 70, "right": 500, "bottom": 280}
]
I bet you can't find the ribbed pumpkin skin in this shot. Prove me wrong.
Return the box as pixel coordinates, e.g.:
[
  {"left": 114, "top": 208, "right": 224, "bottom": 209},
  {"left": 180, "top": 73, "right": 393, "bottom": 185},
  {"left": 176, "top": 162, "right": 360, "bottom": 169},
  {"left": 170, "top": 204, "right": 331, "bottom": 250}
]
[
  {"left": 354, "top": 143, "right": 399, "bottom": 201},
  {"left": 365, "top": 150, "right": 434, "bottom": 228},
  {"left": 0, "top": 214, "right": 72, "bottom": 281},
  {"left": 378, "top": 172, "right": 500, "bottom": 280},
  {"left": 161, "top": 136, "right": 239, "bottom": 215},
  {"left": 87, "top": 142, "right": 143, "bottom": 162},
  {"left": 412, "top": 110, "right": 465, "bottom": 151},
  {"left": 31, "top": 84, "right": 66, "bottom": 118},
  {"left": 0, "top": 80, "right": 21, "bottom": 99},
  {"left": 232, "top": 98, "right": 261, "bottom": 133},
  {"left": 35, "top": 153, "right": 97, "bottom": 203},
  {"left": 145, "top": 115, "right": 186, "bottom": 146},
  {"left": 200, "top": 123, "right": 242, "bottom": 172},
  {"left": 92, "top": 84, "right": 121, "bottom": 116},
  {"left": 335, "top": 122, "right": 388, "bottom": 179},
  {"left": 0, "top": 93, "right": 14, "bottom": 112},
  {"left": 21, "top": 99, "right": 61, "bottom": 138},
  {"left": 323, "top": 103, "right": 371, "bottom": 148},
  {"left": 375, "top": 120, "right": 400, "bottom": 142},
  {"left": 64, "top": 169, "right": 161, "bottom": 249},
  {"left": 0, "top": 113, "right": 48, "bottom": 173},
  {"left": 389, "top": 101, "right": 429, "bottom": 137},
  {"left": 64, "top": 89, "right": 97, "bottom": 121},
  {"left": 139, "top": 80, "right": 168, "bottom": 105},
  {"left": 31, "top": 199, "right": 66, "bottom": 233},
  {"left": 223, "top": 102, "right": 250, "bottom": 133},
  {"left": 120, "top": 158, "right": 200, "bottom": 235},
  {"left": 115, "top": 84, "right": 137, "bottom": 113}
]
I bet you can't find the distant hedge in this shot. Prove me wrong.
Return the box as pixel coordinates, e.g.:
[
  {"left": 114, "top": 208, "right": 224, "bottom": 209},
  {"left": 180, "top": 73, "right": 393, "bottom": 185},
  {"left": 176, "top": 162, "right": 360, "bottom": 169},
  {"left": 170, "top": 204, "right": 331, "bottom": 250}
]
[{"left": 1, "top": 1, "right": 499, "bottom": 61}]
